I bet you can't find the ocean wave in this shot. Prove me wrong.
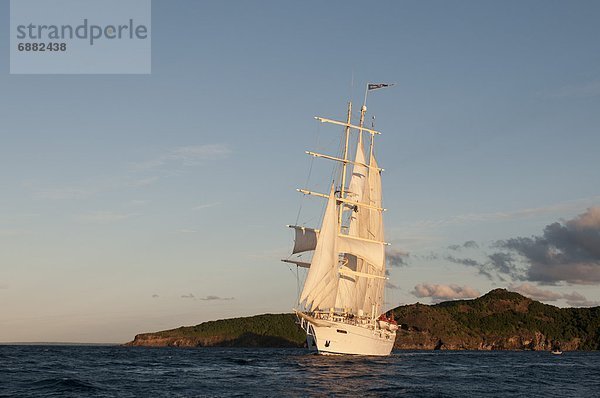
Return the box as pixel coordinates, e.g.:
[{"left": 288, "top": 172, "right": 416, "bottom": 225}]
[{"left": 28, "top": 377, "right": 101, "bottom": 393}]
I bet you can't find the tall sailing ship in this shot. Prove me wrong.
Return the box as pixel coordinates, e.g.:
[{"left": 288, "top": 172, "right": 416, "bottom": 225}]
[{"left": 283, "top": 84, "right": 398, "bottom": 356}]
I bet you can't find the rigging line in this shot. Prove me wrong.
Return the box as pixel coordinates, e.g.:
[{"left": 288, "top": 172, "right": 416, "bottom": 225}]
[
  {"left": 331, "top": 124, "right": 345, "bottom": 191},
  {"left": 285, "top": 264, "right": 300, "bottom": 309},
  {"left": 295, "top": 121, "right": 320, "bottom": 226},
  {"left": 297, "top": 266, "right": 301, "bottom": 307},
  {"left": 350, "top": 70, "right": 354, "bottom": 102}
]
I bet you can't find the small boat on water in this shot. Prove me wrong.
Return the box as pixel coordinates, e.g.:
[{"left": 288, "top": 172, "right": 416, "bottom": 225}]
[{"left": 551, "top": 343, "right": 562, "bottom": 355}]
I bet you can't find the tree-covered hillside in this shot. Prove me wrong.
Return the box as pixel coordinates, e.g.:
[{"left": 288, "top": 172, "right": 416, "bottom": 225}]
[{"left": 128, "top": 290, "right": 600, "bottom": 350}]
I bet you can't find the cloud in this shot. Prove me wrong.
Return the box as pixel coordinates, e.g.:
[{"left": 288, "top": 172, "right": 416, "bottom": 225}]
[
  {"left": 180, "top": 294, "right": 234, "bottom": 301},
  {"left": 412, "top": 283, "right": 480, "bottom": 303},
  {"left": 407, "top": 197, "right": 600, "bottom": 229},
  {"left": 487, "top": 252, "right": 522, "bottom": 280},
  {"left": 77, "top": 211, "right": 139, "bottom": 224},
  {"left": 198, "top": 295, "right": 234, "bottom": 301},
  {"left": 445, "top": 208, "right": 600, "bottom": 285},
  {"left": 445, "top": 255, "right": 498, "bottom": 280},
  {"left": 448, "top": 241, "right": 479, "bottom": 251},
  {"left": 192, "top": 202, "right": 221, "bottom": 211},
  {"left": 496, "top": 207, "right": 600, "bottom": 284},
  {"left": 386, "top": 281, "right": 400, "bottom": 290},
  {"left": 445, "top": 255, "right": 481, "bottom": 268},
  {"left": 508, "top": 283, "right": 562, "bottom": 301},
  {"left": 508, "top": 283, "right": 599, "bottom": 307},
  {"left": 561, "top": 292, "right": 599, "bottom": 307},
  {"left": 131, "top": 144, "right": 231, "bottom": 171},
  {"left": 415, "top": 252, "right": 440, "bottom": 261},
  {"left": 463, "top": 240, "right": 479, "bottom": 249},
  {"left": 386, "top": 249, "right": 409, "bottom": 267}
]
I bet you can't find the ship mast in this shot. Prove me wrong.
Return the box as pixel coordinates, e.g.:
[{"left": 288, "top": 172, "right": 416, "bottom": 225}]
[
  {"left": 361, "top": 85, "right": 374, "bottom": 163},
  {"left": 338, "top": 98, "right": 369, "bottom": 230},
  {"left": 338, "top": 102, "right": 352, "bottom": 227}
]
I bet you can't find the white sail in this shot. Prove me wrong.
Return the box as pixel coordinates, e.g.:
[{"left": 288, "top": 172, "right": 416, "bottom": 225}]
[
  {"left": 299, "top": 185, "right": 339, "bottom": 311},
  {"left": 367, "top": 153, "right": 384, "bottom": 242},
  {"left": 289, "top": 225, "right": 319, "bottom": 254},
  {"left": 335, "top": 138, "right": 368, "bottom": 310},
  {"left": 361, "top": 152, "right": 386, "bottom": 314},
  {"left": 337, "top": 234, "right": 385, "bottom": 269},
  {"left": 334, "top": 137, "right": 387, "bottom": 313},
  {"left": 346, "top": 136, "right": 368, "bottom": 207}
]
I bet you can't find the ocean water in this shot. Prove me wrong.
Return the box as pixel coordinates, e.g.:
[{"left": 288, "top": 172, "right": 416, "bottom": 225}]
[{"left": 0, "top": 346, "right": 598, "bottom": 397}]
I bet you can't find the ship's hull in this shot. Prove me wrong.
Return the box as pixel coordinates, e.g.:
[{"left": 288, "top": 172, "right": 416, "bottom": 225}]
[{"left": 298, "top": 313, "right": 395, "bottom": 356}]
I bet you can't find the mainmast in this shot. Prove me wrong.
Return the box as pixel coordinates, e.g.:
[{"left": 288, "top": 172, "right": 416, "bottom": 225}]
[
  {"left": 338, "top": 99, "right": 369, "bottom": 229},
  {"left": 361, "top": 85, "right": 374, "bottom": 162},
  {"left": 338, "top": 102, "right": 352, "bottom": 227}
]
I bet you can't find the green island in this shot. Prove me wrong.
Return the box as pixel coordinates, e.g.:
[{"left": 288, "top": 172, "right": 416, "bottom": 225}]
[{"left": 126, "top": 289, "right": 600, "bottom": 350}]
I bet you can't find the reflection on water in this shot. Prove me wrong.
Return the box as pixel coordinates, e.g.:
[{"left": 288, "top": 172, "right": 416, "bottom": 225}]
[{"left": 294, "top": 353, "right": 395, "bottom": 395}]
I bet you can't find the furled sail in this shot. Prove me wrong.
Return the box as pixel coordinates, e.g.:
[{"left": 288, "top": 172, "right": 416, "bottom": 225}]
[
  {"left": 299, "top": 185, "right": 339, "bottom": 311},
  {"left": 289, "top": 225, "right": 319, "bottom": 254},
  {"left": 281, "top": 259, "right": 311, "bottom": 268}
]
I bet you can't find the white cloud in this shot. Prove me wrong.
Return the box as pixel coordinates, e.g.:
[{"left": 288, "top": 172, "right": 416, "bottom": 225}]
[{"left": 412, "top": 283, "right": 480, "bottom": 303}]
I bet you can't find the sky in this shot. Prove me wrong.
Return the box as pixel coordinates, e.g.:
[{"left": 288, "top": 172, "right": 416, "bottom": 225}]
[{"left": 1, "top": 0, "right": 599, "bottom": 343}]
